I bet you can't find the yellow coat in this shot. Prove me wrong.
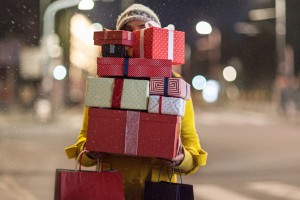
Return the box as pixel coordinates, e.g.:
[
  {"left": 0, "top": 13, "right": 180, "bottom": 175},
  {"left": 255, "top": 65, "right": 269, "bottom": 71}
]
[{"left": 65, "top": 83, "right": 207, "bottom": 200}]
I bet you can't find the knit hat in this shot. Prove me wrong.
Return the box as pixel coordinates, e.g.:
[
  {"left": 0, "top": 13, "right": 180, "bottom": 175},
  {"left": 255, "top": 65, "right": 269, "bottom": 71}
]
[{"left": 116, "top": 4, "right": 161, "bottom": 30}]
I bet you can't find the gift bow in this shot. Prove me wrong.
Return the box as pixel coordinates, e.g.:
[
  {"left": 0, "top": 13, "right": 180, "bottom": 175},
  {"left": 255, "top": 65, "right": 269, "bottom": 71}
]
[{"left": 139, "top": 21, "right": 175, "bottom": 61}]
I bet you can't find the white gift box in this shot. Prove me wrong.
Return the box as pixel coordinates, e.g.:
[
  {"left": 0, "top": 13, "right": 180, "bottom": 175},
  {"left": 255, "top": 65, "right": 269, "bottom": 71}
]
[{"left": 148, "top": 95, "right": 186, "bottom": 116}]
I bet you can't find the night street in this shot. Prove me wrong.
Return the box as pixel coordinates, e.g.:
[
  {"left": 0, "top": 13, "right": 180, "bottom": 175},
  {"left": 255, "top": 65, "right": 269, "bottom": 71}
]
[
  {"left": 1, "top": 105, "right": 299, "bottom": 200},
  {"left": 2, "top": 0, "right": 300, "bottom": 200}
]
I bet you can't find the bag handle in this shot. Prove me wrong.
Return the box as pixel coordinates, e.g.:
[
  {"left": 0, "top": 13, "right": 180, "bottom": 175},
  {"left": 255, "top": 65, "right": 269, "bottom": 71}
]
[
  {"left": 75, "top": 150, "right": 103, "bottom": 172},
  {"left": 158, "top": 161, "right": 183, "bottom": 184}
]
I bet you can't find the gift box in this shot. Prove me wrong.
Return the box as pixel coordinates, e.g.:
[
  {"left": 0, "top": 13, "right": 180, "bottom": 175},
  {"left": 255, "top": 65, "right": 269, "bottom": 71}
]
[
  {"left": 133, "top": 27, "right": 185, "bottom": 65},
  {"left": 85, "top": 77, "right": 149, "bottom": 110},
  {"left": 148, "top": 95, "right": 186, "bottom": 116},
  {"left": 101, "top": 44, "right": 127, "bottom": 57},
  {"left": 97, "top": 57, "right": 172, "bottom": 78},
  {"left": 150, "top": 77, "right": 191, "bottom": 100},
  {"left": 86, "top": 108, "right": 181, "bottom": 160},
  {"left": 94, "top": 30, "right": 135, "bottom": 46}
]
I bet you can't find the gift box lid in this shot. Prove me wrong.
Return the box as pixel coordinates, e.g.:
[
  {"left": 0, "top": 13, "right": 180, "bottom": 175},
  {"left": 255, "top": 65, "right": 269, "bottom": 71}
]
[
  {"left": 94, "top": 30, "right": 135, "bottom": 40},
  {"left": 89, "top": 108, "right": 180, "bottom": 124},
  {"left": 97, "top": 57, "right": 172, "bottom": 67}
]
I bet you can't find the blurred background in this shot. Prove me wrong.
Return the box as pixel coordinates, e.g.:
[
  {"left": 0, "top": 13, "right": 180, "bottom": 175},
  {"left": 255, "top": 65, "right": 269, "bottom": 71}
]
[{"left": 0, "top": 0, "right": 300, "bottom": 199}]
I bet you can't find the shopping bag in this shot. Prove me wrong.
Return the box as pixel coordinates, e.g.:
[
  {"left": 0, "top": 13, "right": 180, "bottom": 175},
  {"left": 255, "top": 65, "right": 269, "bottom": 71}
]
[
  {"left": 54, "top": 151, "right": 125, "bottom": 200},
  {"left": 144, "top": 181, "right": 194, "bottom": 200},
  {"left": 144, "top": 163, "right": 194, "bottom": 200}
]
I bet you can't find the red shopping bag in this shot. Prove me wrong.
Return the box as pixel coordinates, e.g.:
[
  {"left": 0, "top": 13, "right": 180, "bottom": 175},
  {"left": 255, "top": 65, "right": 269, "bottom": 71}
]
[{"left": 54, "top": 151, "right": 125, "bottom": 200}]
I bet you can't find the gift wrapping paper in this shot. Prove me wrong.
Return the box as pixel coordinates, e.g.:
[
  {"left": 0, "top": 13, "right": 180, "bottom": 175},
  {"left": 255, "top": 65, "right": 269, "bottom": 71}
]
[
  {"left": 148, "top": 95, "right": 186, "bottom": 116},
  {"left": 85, "top": 77, "right": 149, "bottom": 110},
  {"left": 86, "top": 107, "right": 181, "bottom": 160},
  {"left": 97, "top": 57, "right": 172, "bottom": 78},
  {"left": 149, "top": 77, "right": 191, "bottom": 100},
  {"left": 133, "top": 27, "right": 185, "bottom": 65},
  {"left": 94, "top": 30, "right": 135, "bottom": 46}
]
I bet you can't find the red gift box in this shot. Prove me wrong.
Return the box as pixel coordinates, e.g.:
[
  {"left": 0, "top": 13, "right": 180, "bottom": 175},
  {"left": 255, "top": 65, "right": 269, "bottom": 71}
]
[
  {"left": 149, "top": 77, "right": 191, "bottom": 100},
  {"left": 94, "top": 30, "right": 135, "bottom": 46},
  {"left": 133, "top": 27, "right": 185, "bottom": 65},
  {"left": 86, "top": 107, "right": 180, "bottom": 160},
  {"left": 97, "top": 57, "right": 172, "bottom": 78}
]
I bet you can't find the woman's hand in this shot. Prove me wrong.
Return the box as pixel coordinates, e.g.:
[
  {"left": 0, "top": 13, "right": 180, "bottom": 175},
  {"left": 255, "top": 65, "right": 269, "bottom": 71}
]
[
  {"left": 172, "top": 137, "right": 184, "bottom": 165},
  {"left": 161, "top": 137, "right": 185, "bottom": 166}
]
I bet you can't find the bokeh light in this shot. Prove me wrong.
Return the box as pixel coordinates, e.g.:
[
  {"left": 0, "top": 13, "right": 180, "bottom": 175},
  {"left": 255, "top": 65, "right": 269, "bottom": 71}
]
[
  {"left": 53, "top": 65, "right": 67, "bottom": 80},
  {"left": 192, "top": 75, "right": 207, "bottom": 90},
  {"left": 196, "top": 21, "right": 212, "bottom": 35},
  {"left": 202, "top": 80, "right": 220, "bottom": 103},
  {"left": 223, "top": 66, "right": 237, "bottom": 82}
]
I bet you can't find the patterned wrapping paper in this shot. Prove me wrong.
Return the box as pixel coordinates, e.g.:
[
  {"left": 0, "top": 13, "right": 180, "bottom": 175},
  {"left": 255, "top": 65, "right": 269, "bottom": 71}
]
[
  {"left": 148, "top": 95, "right": 186, "bottom": 116},
  {"left": 94, "top": 30, "right": 135, "bottom": 46},
  {"left": 85, "top": 77, "right": 149, "bottom": 110},
  {"left": 101, "top": 44, "right": 127, "bottom": 57},
  {"left": 97, "top": 57, "right": 172, "bottom": 78},
  {"left": 149, "top": 77, "right": 191, "bottom": 100},
  {"left": 86, "top": 107, "right": 181, "bottom": 160},
  {"left": 133, "top": 27, "right": 185, "bottom": 65}
]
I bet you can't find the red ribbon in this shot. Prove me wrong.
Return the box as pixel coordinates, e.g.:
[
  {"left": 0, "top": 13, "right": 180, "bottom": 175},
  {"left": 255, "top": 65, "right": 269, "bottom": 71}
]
[
  {"left": 112, "top": 78, "right": 124, "bottom": 108},
  {"left": 159, "top": 96, "right": 163, "bottom": 114}
]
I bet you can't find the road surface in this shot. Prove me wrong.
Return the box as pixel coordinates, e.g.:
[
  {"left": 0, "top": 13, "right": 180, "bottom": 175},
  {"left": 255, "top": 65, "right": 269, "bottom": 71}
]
[{"left": 0, "top": 106, "right": 299, "bottom": 200}]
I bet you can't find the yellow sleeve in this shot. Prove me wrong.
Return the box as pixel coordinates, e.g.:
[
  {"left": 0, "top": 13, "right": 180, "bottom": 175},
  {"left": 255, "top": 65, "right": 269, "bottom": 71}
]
[
  {"left": 178, "top": 98, "right": 207, "bottom": 174},
  {"left": 64, "top": 107, "right": 97, "bottom": 167}
]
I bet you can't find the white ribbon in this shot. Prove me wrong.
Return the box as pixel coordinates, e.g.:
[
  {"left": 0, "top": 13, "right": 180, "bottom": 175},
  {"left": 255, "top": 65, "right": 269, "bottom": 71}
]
[
  {"left": 166, "top": 24, "right": 175, "bottom": 60},
  {"left": 124, "top": 111, "right": 140, "bottom": 155},
  {"left": 127, "top": 31, "right": 132, "bottom": 40}
]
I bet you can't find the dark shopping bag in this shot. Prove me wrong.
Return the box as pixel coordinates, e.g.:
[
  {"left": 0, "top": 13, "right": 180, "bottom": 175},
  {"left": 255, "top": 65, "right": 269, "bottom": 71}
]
[
  {"left": 144, "top": 162, "right": 194, "bottom": 200},
  {"left": 54, "top": 151, "right": 125, "bottom": 200},
  {"left": 144, "top": 181, "right": 194, "bottom": 200}
]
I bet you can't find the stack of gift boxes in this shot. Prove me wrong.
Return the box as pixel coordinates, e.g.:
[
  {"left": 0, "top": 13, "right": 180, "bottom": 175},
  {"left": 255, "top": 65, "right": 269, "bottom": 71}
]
[{"left": 84, "top": 25, "right": 191, "bottom": 160}]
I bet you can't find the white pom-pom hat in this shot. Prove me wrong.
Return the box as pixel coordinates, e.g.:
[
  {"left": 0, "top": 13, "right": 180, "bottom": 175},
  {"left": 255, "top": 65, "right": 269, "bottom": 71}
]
[{"left": 116, "top": 4, "right": 161, "bottom": 30}]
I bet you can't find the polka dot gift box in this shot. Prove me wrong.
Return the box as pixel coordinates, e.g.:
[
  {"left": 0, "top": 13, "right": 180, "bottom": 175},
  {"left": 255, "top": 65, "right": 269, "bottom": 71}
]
[
  {"left": 133, "top": 26, "right": 185, "bottom": 65},
  {"left": 97, "top": 57, "right": 172, "bottom": 78},
  {"left": 85, "top": 77, "right": 149, "bottom": 111}
]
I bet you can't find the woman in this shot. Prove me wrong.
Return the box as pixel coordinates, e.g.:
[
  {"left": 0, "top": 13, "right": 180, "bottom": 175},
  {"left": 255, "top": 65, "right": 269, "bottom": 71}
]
[{"left": 65, "top": 4, "right": 207, "bottom": 200}]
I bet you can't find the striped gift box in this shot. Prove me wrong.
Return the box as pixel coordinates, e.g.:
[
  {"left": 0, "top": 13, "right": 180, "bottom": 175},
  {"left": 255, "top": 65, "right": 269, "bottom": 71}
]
[{"left": 149, "top": 77, "right": 191, "bottom": 100}]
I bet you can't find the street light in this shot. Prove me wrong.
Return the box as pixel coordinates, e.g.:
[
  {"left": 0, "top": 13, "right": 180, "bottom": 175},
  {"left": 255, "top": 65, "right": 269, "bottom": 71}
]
[
  {"left": 38, "top": 0, "right": 95, "bottom": 121},
  {"left": 196, "top": 21, "right": 212, "bottom": 35},
  {"left": 43, "top": 0, "right": 94, "bottom": 37},
  {"left": 78, "top": 0, "right": 95, "bottom": 10}
]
